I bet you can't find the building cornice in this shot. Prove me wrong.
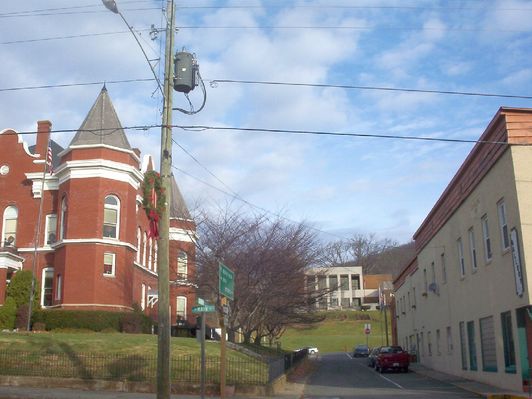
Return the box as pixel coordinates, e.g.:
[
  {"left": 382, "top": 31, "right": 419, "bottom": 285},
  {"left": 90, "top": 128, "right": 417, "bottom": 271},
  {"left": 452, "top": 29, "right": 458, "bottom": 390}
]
[
  {"left": 51, "top": 238, "right": 137, "bottom": 251},
  {"left": 0, "top": 250, "right": 25, "bottom": 269},
  {"left": 169, "top": 227, "right": 196, "bottom": 243},
  {"left": 53, "top": 159, "right": 144, "bottom": 190},
  {"left": 24, "top": 173, "right": 59, "bottom": 197}
]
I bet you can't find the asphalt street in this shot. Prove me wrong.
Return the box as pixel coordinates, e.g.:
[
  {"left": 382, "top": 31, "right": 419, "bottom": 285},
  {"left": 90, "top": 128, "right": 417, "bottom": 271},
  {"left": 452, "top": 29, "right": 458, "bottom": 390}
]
[{"left": 302, "top": 353, "right": 480, "bottom": 399}]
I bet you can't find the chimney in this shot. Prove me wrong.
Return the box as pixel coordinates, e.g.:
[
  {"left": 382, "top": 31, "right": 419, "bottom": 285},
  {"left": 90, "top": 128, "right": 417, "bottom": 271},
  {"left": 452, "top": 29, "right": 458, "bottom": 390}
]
[{"left": 36, "top": 120, "right": 52, "bottom": 158}]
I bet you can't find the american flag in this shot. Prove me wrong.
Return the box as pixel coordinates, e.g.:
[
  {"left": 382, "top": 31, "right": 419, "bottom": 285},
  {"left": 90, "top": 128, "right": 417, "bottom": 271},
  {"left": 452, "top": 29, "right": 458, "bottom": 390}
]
[{"left": 46, "top": 146, "right": 53, "bottom": 175}]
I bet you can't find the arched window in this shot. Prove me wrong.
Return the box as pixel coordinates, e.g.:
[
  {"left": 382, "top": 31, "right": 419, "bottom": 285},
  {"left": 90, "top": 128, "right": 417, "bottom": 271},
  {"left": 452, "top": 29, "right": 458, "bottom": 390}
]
[
  {"left": 136, "top": 227, "right": 142, "bottom": 263},
  {"left": 154, "top": 242, "right": 158, "bottom": 273},
  {"left": 143, "top": 232, "right": 148, "bottom": 266},
  {"left": 148, "top": 238, "right": 153, "bottom": 270},
  {"left": 103, "top": 195, "right": 120, "bottom": 239},
  {"left": 41, "top": 267, "right": 54, "bottom": 307},
  {"left": 2, "top": 206, "right": 18, "bottom": 246},
  {"left": 177, "top": 251, "right": 187, "bottom": 279},
  {"left": 176, "top": 296, "right": 187, "bottom": 320},
  {"left": 60, "top": 196, "right": 67, "bottom": 240}
]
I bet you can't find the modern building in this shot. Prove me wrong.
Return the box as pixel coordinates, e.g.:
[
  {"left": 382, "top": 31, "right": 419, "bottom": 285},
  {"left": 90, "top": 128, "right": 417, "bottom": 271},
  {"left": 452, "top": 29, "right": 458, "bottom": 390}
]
[
  {"left": 306, "top": 266, "right": 392, "bottom": 310},
  {"left": 394, "top": 108, "right": 532, "bottom": 392},
  {"left": 0, "top": 87, "right": 197, "bottom": 327}
]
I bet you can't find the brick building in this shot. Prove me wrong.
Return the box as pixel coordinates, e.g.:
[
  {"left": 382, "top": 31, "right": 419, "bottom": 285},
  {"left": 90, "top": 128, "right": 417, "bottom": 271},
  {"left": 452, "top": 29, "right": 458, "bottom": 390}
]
[{"left": 0, "top": 87, "right": 197, "bottom": 327}]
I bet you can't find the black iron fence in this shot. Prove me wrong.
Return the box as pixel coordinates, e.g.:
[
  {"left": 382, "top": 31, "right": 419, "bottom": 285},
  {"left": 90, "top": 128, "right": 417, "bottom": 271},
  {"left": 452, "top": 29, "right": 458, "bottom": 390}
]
[{"left": 0, "top": 351, "right": 269, "bottom": 385}]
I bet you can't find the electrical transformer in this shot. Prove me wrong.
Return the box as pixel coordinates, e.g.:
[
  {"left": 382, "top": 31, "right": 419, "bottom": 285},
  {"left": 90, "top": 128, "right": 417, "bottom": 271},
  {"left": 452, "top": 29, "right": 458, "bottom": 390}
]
[{"left": 173, "top": 51, "right": 197, "bottom": 93}]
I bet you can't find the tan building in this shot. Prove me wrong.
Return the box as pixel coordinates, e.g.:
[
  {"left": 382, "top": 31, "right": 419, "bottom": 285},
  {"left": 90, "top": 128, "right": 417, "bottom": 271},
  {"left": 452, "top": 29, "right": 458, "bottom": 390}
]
[
  {"left": 306, "top": 266, "right": 392, "bottom": 310},
  {"left": 394, "top": 108, "right": 532, "bottom": 392}
]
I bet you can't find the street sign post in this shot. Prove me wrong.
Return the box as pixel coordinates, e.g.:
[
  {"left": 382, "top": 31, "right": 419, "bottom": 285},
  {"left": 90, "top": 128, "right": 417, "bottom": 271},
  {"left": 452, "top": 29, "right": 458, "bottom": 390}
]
[
  {"left": 192, "top": 300, "right": 215, "bottom": 399},
  {"left": 219, "top": 262, "right": 234, "bottom": 300}
]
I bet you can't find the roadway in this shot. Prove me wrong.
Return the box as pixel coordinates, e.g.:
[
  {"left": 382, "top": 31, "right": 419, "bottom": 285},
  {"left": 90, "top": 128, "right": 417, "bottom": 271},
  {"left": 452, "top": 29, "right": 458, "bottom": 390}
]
[{"left": 301, "top": 353, "right": 480, "bottom": 399}]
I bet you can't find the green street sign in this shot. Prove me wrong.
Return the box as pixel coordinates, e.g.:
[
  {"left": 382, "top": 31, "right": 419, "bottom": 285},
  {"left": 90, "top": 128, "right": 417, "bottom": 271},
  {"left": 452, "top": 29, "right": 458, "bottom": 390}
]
[
  {"left": 197, "top": 298, "right": 205, "bottom": 306},
  {"left": 192, "top": 304, "right": 216, "bottom": 314},
  {"left": 219, "top": 262, "right": 234, "bottom": 300}
]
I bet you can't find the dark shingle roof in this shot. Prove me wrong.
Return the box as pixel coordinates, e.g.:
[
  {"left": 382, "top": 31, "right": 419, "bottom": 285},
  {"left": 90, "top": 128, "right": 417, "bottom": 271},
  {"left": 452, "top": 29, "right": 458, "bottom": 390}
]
[
  {"left": 29, "top": 140, "right": 64, "bottom": 170},
  {"left": 170, "top": 174, "right": 191, "bottom": 220},
  {"left": 69, "top": 86, "right": 131, "bottom": 150}
]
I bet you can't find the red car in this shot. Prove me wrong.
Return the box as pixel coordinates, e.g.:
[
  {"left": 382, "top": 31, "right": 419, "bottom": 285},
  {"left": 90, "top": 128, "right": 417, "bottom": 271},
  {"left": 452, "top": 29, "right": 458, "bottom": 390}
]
[{"left": 374, "top": 346, "right": 409, "bottom": 373}]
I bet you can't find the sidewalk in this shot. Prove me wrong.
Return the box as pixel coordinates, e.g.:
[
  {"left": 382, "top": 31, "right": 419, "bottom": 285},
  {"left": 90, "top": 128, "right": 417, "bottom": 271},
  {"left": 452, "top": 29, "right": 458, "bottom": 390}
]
[{"left": 410, "top": 363, "right": 532, "bottom": 399}]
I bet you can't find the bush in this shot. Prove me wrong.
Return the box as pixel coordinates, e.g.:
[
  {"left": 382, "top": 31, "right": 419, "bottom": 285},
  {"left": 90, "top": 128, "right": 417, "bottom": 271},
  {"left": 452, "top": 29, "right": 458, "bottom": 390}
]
[
  {"left": 0, "top": 297, "right": 17, "bottom": 330},
  {"left": 15, "top": 303, "right": 30, "bottom": 330},
  {"left": 6, "top": 270, "right": 39, "bottom": 308},
  {"left": 33, "top": 309, "right": 153, "bottom": 333}
]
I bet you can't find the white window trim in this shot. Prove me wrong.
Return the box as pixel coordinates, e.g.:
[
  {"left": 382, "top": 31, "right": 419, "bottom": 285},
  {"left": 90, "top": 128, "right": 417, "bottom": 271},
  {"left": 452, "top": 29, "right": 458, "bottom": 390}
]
[
  {"left": 141, "top": 283, "right": 146, "bottom": 310},
  {"left": 176, "top": 296, "right": 187, "bottom": 320},
  {"left": 148, "top": 238, "right": 153, "bottom": 270},
  {"left": 143, "top": 232, "right": 148, "bottom": 266},
  {"left": 481, "top": 215, "right": 493, "bottom": 262},
  {"left": 60, "top": 196, "right": 67, "bottom": 240},
  {"left": 56, "top": 274, "right": 62, "bottom": 301},
  {"left": 44, "top": 214, "right": 57, "bottom": 246},
  {"left": 103, "top": 195, "right": 120, "bottom": 240},
  {"left": 136, "top": 227, "right": 141, "bottom": 263},
  {"left": 441, "top": 253, "right": 447, "bottom": 284},
  {"left": 497, "top": 200, "right": 510, "bottom": 251},
  {"left": 177, "top": 251, "right": 188, "bottom": 277},
  {"left": 468, "top": 228, "right": 478, "bottom": 271},
  {"left": 457, "top": 237, "right": 465, "bottom": 277},
  {"left": 2, "top": 205, "right": 18, "bottom": 246},
  {"left": 103, "top": 252, "right": 116, "bottom": 277},
  {"left": 41, "top": 267, "right": 54, "bottom": 307}
]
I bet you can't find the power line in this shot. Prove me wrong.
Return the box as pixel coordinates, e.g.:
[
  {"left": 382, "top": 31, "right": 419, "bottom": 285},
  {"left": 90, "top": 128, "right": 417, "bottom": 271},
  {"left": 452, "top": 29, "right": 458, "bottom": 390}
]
[
  {"left": 0, "top": 1, "right": 158, "bottom": 17},
  {"left": 0, "top": 7, "right": 161, "bottom": 18},
  {"left": 0, "top": 30, "right": 153, "bottom": 46},
  {"left": 0, "top": 78, "right": 155, "bottom": 92},
  {"left": 174, "top": 124, "right": 522, "bottom": 146},
  {"left": 2, "top": 77, "right": 530, "bottom": 101},
  {"left": 170, "top": 164, "right": 349, "bottom": 240},
  {"left": 175, "top": 5, "right": 531, "bottom": 12},
  {"left": 208, "top": 79, "right": 532, "bottom": 100}
]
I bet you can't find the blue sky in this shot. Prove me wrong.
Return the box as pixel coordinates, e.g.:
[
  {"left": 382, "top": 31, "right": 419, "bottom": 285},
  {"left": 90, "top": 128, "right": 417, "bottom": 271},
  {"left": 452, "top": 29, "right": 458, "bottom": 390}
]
[{"left": 1, "top": 0, "right": 531, "bottom": 244}]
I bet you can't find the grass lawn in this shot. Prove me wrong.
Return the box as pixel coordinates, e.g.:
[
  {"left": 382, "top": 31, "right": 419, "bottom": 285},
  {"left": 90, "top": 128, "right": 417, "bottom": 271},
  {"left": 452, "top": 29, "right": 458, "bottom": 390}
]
[
  {"left": 0, "top": 332, "right": 267, "bottom": 384},
  {"left": 280, "top": 310, "right": 392, "bottom": 353},
  {"left": 0, "top": 331, "right": 241, "bottom": 358}
]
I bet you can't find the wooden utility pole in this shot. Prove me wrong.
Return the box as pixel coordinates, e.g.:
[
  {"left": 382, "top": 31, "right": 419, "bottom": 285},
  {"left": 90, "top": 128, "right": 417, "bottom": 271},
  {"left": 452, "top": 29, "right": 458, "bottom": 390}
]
[{"left": 157, "top": 0, "right": 175, "bottom": 398}]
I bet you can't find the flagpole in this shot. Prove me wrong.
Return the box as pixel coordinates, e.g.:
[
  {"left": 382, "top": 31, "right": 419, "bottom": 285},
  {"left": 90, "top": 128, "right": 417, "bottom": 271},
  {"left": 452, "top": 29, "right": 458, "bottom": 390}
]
[{"left": 27, "top": 138, "right": 52, "bottom": 331}]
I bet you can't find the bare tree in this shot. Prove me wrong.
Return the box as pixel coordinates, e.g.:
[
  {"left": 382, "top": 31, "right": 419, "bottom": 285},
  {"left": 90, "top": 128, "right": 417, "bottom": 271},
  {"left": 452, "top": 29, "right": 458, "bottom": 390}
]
[{"left": 194, "top": 205, "right": 326, "bottom": 344}]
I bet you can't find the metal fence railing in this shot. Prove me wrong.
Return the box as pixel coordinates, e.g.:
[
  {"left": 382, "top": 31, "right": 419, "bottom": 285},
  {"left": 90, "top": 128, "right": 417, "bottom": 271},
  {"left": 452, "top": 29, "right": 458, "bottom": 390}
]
[{"left": 0, "top": 351, "right": 269, "bottom": 385}]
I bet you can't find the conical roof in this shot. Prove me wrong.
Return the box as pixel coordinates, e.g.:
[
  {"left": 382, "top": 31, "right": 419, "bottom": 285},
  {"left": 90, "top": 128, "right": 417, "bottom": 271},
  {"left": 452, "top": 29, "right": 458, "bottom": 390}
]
[
  {"left": 170, "top": 174, "right": 191, "bottom": 220},
  {"left": 69, "top": 86, "right": 131, "bottom": 149}
]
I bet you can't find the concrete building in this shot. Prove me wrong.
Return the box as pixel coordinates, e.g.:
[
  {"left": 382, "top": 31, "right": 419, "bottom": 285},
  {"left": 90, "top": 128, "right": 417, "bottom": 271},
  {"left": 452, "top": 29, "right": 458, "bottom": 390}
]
[
  {"left": 306, "top": 266, "right": 392, "bottom": 310},
  {"left": 394, "top": 108, "right": 532, "bottom": 392},
  {"left": 0, "top": 87, "right": 197, "bottom": 327}
]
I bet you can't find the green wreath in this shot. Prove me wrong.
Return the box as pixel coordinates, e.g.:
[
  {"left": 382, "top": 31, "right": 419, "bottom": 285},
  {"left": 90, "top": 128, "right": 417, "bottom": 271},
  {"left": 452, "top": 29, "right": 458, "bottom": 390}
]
[{"left": 142, "top": 170, "right": 166, "bottom": 218}]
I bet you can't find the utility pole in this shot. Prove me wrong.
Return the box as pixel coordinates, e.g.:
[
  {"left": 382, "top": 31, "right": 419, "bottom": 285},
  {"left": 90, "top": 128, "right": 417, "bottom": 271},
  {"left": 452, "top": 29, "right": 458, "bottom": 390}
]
[{"left": 157, "top": 0, "right": 176, "bottom": 398}]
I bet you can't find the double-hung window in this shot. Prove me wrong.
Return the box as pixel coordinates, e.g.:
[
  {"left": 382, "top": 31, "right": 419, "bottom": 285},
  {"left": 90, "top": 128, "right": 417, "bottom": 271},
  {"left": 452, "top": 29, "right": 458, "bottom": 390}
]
[
  {"left": 468, "top": 228, "right": 478, "bottom": 271},
  {"left": 457, "top": 237, "right": 465, "bottom": 277},
  {"left": 481, "top": 215, "right": 492, "bottom": 262},
  {"left": 45, "top": 214, "right": 57, "bottom": 245},
  {"left": 498, "top": 200, "right": 510, "bottom": 251},
  {"left": 103, "top": 252, "right": 116, "bottom": 276},
  {"left": 2, "top": 206, "right": 18, "bottom": 246},
  {"left": 103, "top": 195, "right": 120, "bottom": 239}
]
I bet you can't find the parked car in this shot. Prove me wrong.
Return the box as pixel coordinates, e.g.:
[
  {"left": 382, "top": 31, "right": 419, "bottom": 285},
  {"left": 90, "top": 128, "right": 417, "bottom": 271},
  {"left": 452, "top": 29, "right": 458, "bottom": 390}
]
[
  {"left": 367, "top": 347, "right": 381, "bottom": 367},
  {"left": 374, "top": 346, "right": 409, "bottom": 373},
  {"left": 352, "top": 344, "right": 370, "bottom": 357},
  {"left": 306, "top": 346, "right": 319, "bottom": 355}
]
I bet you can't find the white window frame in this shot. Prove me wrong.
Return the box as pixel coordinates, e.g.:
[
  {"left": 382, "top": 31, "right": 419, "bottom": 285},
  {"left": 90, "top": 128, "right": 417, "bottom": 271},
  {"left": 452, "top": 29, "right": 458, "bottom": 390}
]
[
  {"left": 103, "top": 252, "right": 116, "bottom": 277},
  {"left": 2, "top": 205, "right": 18, "bottom": 246},
  {"left": 141, "top": 283, "right": 146, "bottom": 310},
  {"left": 60, "top": 196, "right": 67, "bottom": 240},
  {"left": 497, "top": 200, "right": 510, "bottom": 251},
  {"left": 55, "top": 274, "right": 62, "bottom": 300},
  {"left": 176, "top": 296, "right": 187, "bottom": 320},
  {"left": 177, "top": 251, "right": 188, "bottom": 278},
  {"left": 457, "top": 237, "right": 465, "bottom": 277},
  {"left": 143, "top": 232, "right": 148, "bottom": 266},
  {"left": 148, "top": 238, "right": 153, "bottom": 270},
  {"left": 103, "top": 195, "right": 120, "bottom": 239},
  {"left": 136, "top": 227, "right": 141, "bottom": 263},
  {"left": 44, "top": 214, "right": 57, "bottom": 246},
  {"left": 154, "top": 242, "right": 158, "bottom": 273},
  {"left": 41, "top": 267, "right": 54, "bottom": 307},
  {"left": 481, "top": 214, "right": 493, "bottom": 262},
  {"left": 468, "top": 228, "right": 478, "bottom": 271}
]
